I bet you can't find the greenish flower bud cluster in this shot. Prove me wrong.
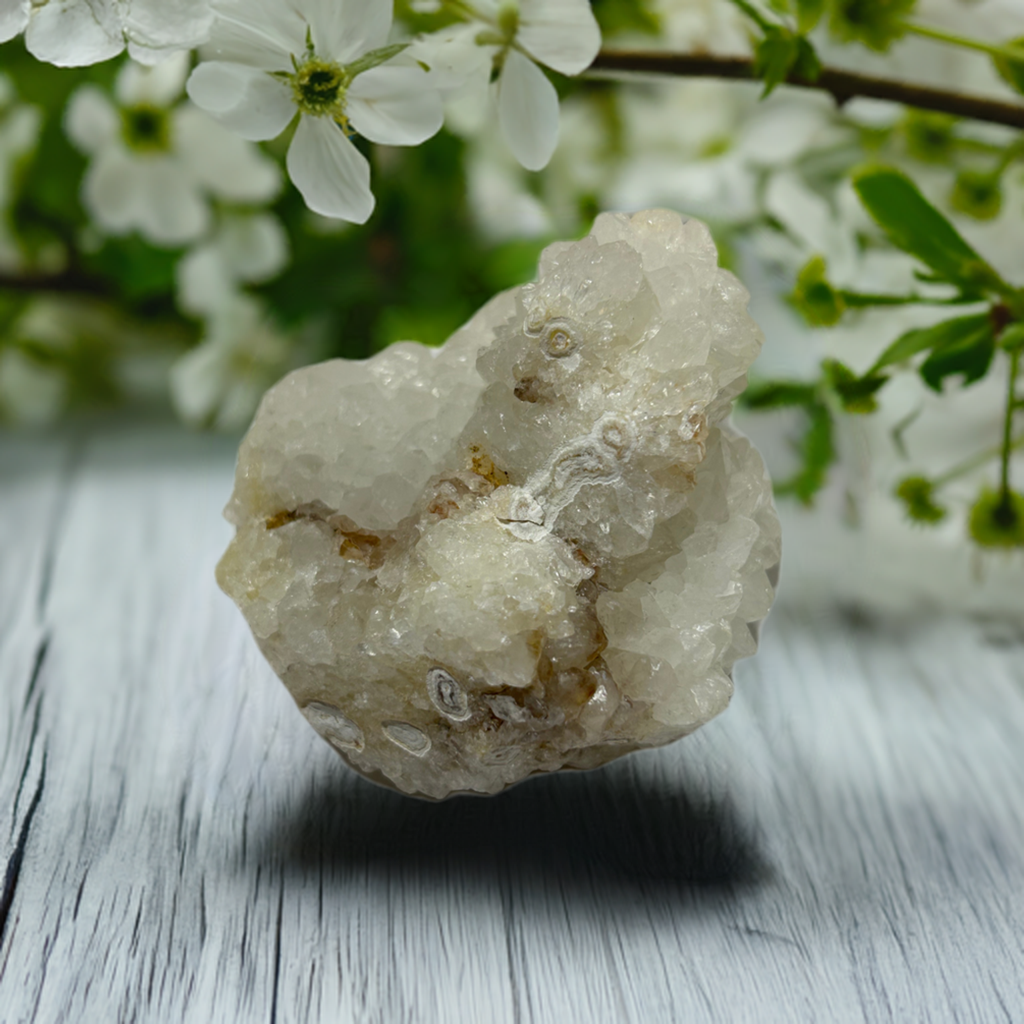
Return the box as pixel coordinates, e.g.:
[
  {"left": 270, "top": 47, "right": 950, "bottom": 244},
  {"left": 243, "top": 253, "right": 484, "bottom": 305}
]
[
  {"left": 968, "top": 489, "right": 1024, "bottom": 548},
  {"left": 828, "top": 0, "right": 917, "bottom": 52},
  {"left": 895, "top": 476, "right": 947, "bottom": 525}
]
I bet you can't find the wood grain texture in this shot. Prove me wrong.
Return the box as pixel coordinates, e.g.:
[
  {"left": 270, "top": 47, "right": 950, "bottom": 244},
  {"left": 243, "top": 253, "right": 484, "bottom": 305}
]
[{"left": 2, "top": 425, "right": 1024, "bottom": 1024}]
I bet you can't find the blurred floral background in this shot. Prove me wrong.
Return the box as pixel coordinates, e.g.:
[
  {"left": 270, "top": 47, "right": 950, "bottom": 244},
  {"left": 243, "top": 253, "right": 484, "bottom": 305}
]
[{"left": 1, "top": 0, "right": 1023, "bottom": 613}]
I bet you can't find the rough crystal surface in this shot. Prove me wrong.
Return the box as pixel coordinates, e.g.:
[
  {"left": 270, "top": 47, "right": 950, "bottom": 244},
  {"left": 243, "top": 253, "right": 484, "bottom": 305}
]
[{"left": 218, "top": 210, "right": 781, "bottom": 799}]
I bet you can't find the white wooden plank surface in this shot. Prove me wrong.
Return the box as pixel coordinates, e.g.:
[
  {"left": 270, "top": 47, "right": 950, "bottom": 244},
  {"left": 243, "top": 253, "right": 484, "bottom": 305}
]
[{"left": 2, "top": 423, "right": 1024, "bottom": 1024}]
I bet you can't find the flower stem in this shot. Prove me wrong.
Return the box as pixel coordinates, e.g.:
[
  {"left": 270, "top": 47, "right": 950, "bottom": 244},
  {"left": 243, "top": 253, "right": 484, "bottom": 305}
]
[
  {"left": 726, "top": 0, "right": 773, "bottom": 34},
  {"left": 442, "top": 0, "right": 492, "bottom": 28},
  {"left": 839, "top": 290, "right": 978, "bottom": 308},
  {"left": 998, "top": 347, "right": 1021, "bottom": 509},
  {"left": 993, "top": 139, "right": 1024, "bottom": 177},
  {"left": 588, "top": 51, "right": 1024, "bottom": 131},
  {"left": 932, "top": 431, "right": 1024, "bottom": 487},
  {"left": 900, "top": 21, "right": 1024, "bottom": 64}
]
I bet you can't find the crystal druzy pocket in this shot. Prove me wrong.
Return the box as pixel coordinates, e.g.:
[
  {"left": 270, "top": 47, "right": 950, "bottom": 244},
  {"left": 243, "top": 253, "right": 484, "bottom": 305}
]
[{"left": 217, "top": 209, "right": 781, "bottom": 799}]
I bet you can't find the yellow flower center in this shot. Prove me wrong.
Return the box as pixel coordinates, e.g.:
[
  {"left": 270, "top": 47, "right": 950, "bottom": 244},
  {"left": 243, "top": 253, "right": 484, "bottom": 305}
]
[
  {"left": 292, "top": 58, "right": 348, "bottom": 119},
  {"left": 121, "top": 104, "right": 171, "bottom": 153}
]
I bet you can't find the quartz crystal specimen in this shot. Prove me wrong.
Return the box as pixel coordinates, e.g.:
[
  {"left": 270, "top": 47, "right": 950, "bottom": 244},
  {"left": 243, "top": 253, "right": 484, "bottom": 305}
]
[{"left": 218, "top": 209, "right": 781, "bottom": 799}]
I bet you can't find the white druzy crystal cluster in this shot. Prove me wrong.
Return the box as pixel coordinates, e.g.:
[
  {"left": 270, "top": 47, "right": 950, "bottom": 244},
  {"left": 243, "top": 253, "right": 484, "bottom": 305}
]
[{"left": 218, "top": 209, "right": 781, "bottom": 799}]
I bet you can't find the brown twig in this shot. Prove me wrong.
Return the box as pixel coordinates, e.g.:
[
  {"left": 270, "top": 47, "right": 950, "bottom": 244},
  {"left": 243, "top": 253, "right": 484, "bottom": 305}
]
[
  {"left": 0, "top": 268, "right": 112, "bottom": 297},
  {"left": 589, "top": 51, "right": 1024, "bottom": 130}
]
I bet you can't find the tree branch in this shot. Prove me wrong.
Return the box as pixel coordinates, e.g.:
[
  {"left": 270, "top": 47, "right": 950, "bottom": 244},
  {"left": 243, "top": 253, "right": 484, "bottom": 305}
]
[
  {"left": 589, "top": 51, "right": 1024, "bottom": 131},
  {"left": 0, "top": 269, "right": 112, "bottom": 297}
]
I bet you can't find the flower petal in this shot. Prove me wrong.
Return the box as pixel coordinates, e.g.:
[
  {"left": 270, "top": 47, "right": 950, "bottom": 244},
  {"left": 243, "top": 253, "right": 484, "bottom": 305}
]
[
  {"left": 286, "top": 115, "right": 374, "bottom": 223},
  {"left": 407, "top": 22, "right": 489, "bottom": 84},
  {"left": 122, "top": 0, "right": 212, "bottom": 65},
  {"left": 497, "top": 49, "right": 559, "bottom": 172},
  {"left": 0, "top": 2, "right": 29, "bottom": 45},
  {"left": 176, "top": 245, "right": 232, "bottom": 317},
  {"left": 174, "top": 107, "right": 282, "bottom": 201},
  {"left": 135, "top": 159, "right": 210, "bottom": 245},
  {"left": 84, "top": 151, "right": 209, "bottom": 245},
  {"left": 311, "top": 0, "right": 392, "bottom": 62},
  {"left": 347, "top": 66, "right": 443, "bottom": 146},
  {"left": 64, "top": 85, "right": 119, "bottom": 155},
  {"left": 82, "top": 148, "right": 148, "bottom": 235},
  {"left": 518, "top": 0, "right": 601, "bottom": 76},
  {"left": 219, "top": 212, "right": 289, "bottom": 282},
  {"left": 116, "top": 51, "right": 190, "bottom": 106},
  {"left": 187, "top": 61, "right": 295, "bottom": 141},
  {"left": 24, "top": 0, "right": 123, "bottom": 67},
  {"left": 206, "top": 0, "right": 305, "bottom": 71},
  {"left": 170, "top": 335, "right": 230, "bottom": 425}
]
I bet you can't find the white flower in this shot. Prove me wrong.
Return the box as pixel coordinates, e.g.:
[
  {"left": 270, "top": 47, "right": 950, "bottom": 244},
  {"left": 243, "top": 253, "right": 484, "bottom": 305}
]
[
  {"left": 0, "top": 0, "right": 212, "bottom": 67},
  {"left": 177, "top": 211, "right": 289, "bottom": 316},
  {"left": 169, "top": 294, "right": 290, "bottom": 430},
  {"left": 65, "top": 53, "right": 281, "bottom": 247},
  {"left": 186, "top": 0, "right": 444, "bottom": 223},
  {"left": 417, "top": 0, "right": 601, "bottom": 171}
]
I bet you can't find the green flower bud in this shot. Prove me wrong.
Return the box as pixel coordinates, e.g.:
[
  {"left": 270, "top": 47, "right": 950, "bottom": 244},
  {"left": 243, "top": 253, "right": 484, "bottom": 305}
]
[
  {"left": 950, "top": 170, "right": 1003, "bottom": 221},
  {"left": 791, "top": 255, "right": 845, "bottom": 327},
  {"left": 497, "top": 2, "right": 519, "bottom": 40},
  {"left": 828, "top": 0, "right": 916, "bottom": 52},
  {"left": 968, "top": 488, "right": 1024, "bottom": 548},
  {"left": 902, "top": 111, "right": 956, "bottom": 163},
  {"left": 894, "top": 476, "right": 947, "bottom": 525}
]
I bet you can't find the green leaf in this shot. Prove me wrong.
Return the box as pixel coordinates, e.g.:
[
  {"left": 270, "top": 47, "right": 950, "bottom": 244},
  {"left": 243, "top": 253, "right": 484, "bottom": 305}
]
[
  {"left": 795, "top": 0, "right": 826, "bottom": 33},
  {"left": 792, "top": 36, "right": 821, "bottom": 80},
  {"left": 869, "top": 312, "right": 991, "bottom": 374},
  {"left": 741, "top": 380, "right": 818, "bottom": 409},
  {"left": 992, "top": 36, "right": 1024, "bottom": 95},
  {"left": 776, "top": 400, "right": 836, "bottom": 505},
  {"left": 791, "top": 255, "right": 844, "bottom": 325},
  {"left": 590, "top": 0, "right": 662, "bottom": 37},
  {"left": 728, "top": 0, "right": 773, "bottom": 32},
  {"left": 733, "top": 0, "right": 820, "bottom": 93},
  {"left": 741, "top": 377, "right": 835, "bottom": 504},
  {"left": 823, "top": 358, "right": 887, "bottom": 413},
  {"left": 919, "top": 319, "right": 995, "bottom": 392},
  {"left": 754, "top": 28, "right": 799, "bottom": 96},
  {"left": 852, "top": 166, "right": 1004, "bottom": 294},
  {"left": 345, "top": 43, "right": 410, "bottom": 80}
]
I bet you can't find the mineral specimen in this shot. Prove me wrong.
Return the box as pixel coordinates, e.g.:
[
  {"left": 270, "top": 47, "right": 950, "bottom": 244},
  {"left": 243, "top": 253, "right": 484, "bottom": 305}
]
[{"left": 217, "top": 209, "right": 781, "bottom": 799}]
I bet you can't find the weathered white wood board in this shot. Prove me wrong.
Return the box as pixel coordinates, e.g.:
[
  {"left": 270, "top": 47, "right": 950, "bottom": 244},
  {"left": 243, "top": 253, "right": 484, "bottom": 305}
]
[{"left": 2, "top": 424, "right": 1024, "bottom": 1024}]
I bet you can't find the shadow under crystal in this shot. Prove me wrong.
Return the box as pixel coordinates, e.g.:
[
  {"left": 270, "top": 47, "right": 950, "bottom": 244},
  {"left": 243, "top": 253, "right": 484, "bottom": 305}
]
[{"left": 250, "top": 757, "right": 769, "bottom": 898}]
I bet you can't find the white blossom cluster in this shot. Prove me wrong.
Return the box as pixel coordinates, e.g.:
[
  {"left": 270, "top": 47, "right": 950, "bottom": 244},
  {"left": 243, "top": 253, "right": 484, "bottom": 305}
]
[
  {"left": 1, "top": 0, "right": 602, "bottom": 429},
  {"left": 3, "top": 0, "right": 1022, "bottom": 613},
  {"left": 3, "top": 0, "right": 602, "bottom": 222},
  {"left": 0, "top": 0, "right": 212, "bottom": 66}
]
